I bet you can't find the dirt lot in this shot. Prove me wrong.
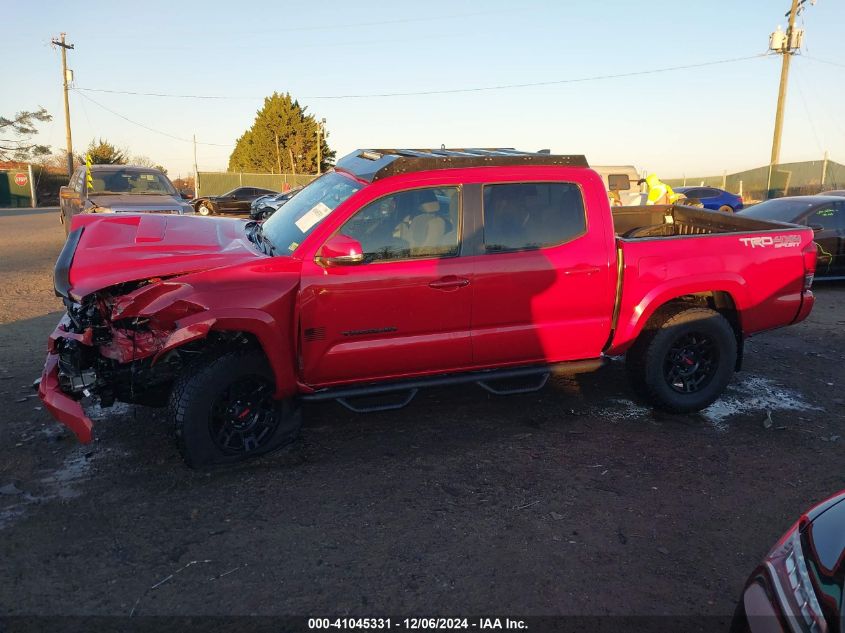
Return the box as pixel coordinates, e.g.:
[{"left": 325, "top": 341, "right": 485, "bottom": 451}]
[{"left": 0, "top": 208, "right": 843, "bottom": 620}]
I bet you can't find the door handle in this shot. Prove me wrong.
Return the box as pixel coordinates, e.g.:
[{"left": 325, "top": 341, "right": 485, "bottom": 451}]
[
  {"left": 429, "top": 276, "right": 470, "bottom": 290},
  {"left": 564, "top": 266, "right": 601, "bottom": 276}
]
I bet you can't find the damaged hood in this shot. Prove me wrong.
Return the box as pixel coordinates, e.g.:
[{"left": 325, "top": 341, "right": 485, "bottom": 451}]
[{"left": 57, "top": 214, "right": 265, "bottom": 300}]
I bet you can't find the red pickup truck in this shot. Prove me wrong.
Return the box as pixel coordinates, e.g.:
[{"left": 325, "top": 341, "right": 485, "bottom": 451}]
[{"left": 39, "top": 149, "right": 817, "bottom": 468}]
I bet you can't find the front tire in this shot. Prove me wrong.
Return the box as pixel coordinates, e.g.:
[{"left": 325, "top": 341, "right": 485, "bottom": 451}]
[
  {"left": 626, "top": 307, "right": 736, "bottom": 413},
  {"left": 197, "top": 203, "right": 212, "bottom": 216},
  {"left": 169, "top": 350, "right": 301, "bottom": 468}
]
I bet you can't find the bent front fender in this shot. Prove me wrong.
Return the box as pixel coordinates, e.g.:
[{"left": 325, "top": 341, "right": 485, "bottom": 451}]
[{"left": 149, "top": 309, "right": 297, "bottom": 400}]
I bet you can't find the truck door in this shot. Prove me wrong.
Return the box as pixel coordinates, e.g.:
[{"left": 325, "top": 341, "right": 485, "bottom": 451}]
[
  {"left": 469, "top": 181, "right": 616, "bottom": 366},
  {"left": 298, "top": 185, "right": 473, "bottom": 386}
]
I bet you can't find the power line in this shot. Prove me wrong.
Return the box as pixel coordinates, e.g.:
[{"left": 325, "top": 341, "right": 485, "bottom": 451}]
[
  {"left": 72, "top": 53, "right": 767, "bottom": 102},
  {"left": 73, "top": 90, "right": 233, "bottom": 147},
  {"left": 802, "top": 54, "right": 845, "bottom": 69}
]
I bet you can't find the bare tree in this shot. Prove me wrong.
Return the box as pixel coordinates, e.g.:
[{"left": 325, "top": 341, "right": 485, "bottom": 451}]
[{"left": 0, "top": 107, "right": 52, "bottom": 162}]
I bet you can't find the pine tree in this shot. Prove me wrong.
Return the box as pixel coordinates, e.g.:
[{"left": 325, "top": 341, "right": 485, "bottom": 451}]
[
  {"left": 228, "top": 93, "right": 334, "bottom": 174},
  {"left": 80, "top": 138, "right": 127, "bottom": 165}
]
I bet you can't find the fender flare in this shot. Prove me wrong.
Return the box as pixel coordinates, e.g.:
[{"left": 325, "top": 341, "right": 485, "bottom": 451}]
[
  {"left": 153, "top": 309, "right": 297, "bottom": 399},
  {"left": 609, "top": 275, "right": 747, "bottom": 355}
]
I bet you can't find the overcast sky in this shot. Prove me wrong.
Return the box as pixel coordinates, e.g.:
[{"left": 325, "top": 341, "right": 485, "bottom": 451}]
[{"left": 4, "top": 0, "right": 844, "bottom": 178}]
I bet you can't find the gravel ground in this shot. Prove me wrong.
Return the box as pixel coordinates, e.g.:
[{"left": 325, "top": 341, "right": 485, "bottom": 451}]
[{"left": 0, "top": 208, "right": 843, "bottom": 620}]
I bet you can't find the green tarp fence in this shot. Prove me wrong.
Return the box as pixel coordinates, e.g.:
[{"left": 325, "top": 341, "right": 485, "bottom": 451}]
[
  {"left": 0, "top": 168, "right": 33, "bottom": 208},
  {"left": 197, "top": 172, "right": 316, "bottom": 197},
  {"left": 665, "top": 158, "right": 844, "bottom": 201}
]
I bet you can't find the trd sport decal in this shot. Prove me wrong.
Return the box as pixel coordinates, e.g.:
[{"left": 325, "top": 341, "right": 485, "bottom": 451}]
[{"left": 739, "top": 235, "right": 801, "bottom": 248}]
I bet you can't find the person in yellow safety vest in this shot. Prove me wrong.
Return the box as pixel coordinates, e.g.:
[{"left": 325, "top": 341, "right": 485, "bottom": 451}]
[{"left": 641, "top": 173, "right": 681, "bottom": 205}]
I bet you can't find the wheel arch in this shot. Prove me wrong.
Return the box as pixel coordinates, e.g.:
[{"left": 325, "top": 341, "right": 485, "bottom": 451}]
[
  {"left": 610, "top": 283, "right": 746, "bottom": 369},
  {"left": 155, "top": 311, "right": 298, "bottom": 399}
]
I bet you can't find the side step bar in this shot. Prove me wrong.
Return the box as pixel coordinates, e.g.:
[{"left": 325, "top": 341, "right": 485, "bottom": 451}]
[{"left": 300, "top": 358, "right": 605, "bottom": 413}]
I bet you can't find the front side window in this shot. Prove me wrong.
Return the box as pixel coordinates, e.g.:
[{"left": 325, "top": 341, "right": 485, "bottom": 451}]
[
  {"left": 340, "top": 187, "right": 461, "bottom": 263},
  {"left": 482, "top": 182, "right": 586, "bottom": 252},
  {"left": 70, "top": 169, "right": 83, "bottom": 193}
]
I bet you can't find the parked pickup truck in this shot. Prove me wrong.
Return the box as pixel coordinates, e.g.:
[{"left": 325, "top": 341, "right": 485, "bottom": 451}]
[{"left": 39, "top": 148, "right": 817, "bottom": 468}]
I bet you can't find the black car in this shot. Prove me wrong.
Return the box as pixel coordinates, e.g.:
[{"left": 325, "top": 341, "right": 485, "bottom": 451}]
[
  {"left": 738, "top": 195, "right": 845, "bottom": 279},
  {"left": 732, "top": 490, "right": 844, "bottom": 633},
  {"left": 193, "top": 187, "right": 278, "bottom": 216}
]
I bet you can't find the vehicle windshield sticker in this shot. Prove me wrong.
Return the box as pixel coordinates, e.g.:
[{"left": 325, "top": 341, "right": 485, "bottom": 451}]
[
  {"left": 288, "top": 241, "right": 299, "bottom": 252},
  {"left": 294, "top": 202, "right": 332, "bottom": 233}
]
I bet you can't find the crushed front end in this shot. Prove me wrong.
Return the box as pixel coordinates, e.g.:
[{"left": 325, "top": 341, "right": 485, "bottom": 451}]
[{"left": 39, "top": 287, "right": 186, "bottom": 443}]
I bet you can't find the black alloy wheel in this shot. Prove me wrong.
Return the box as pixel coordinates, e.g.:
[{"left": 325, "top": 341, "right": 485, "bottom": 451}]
[
  {"left": 209, "top": 377, "right": 280, "bottom": 455},
  {"left": 663, "top": 332, "right": 718, "bottom": 394}
]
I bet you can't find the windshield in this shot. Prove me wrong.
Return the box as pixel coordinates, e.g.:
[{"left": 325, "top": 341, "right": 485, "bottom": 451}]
[
  {"left": 261, "top": 172, "right": 363, "bottom": 254},
  {"left": 738, "top": 198, "right": 819, "bottom": 222},
  {"left": 88, "top": 169, "right": 177, "bottom": 195}
]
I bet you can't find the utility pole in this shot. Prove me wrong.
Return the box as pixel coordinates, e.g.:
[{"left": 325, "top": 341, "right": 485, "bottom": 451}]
[
  {"left": 51, "top": 33, "right": 75, "bottom": 176},
  {"left": 767, "top": 0, "right": 810, "bottom": 194},
  {"left": 316, "top": 118, "right": 326, "bottom": 175},
  {"left": 192, "top": 134, "right": 199, "bottom": 198},
  {"left": 275, "top": 132, "right": 282, "bottom": 175},
  {"left": 770, "top": 0, "right": 802, "bottom": 166}
]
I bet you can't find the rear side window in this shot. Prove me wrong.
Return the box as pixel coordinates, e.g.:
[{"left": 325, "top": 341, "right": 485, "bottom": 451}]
[
  {"left": 482, "top": 183, "right": 586, "bottom": 252},
  {"left": 809, "top": 204, "right": 845, "bottom": 231}
]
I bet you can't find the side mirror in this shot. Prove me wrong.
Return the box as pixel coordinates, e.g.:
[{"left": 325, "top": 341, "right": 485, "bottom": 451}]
[
  {"left": 180, "top": 190, "right": 191, "bottom": 200},
  {"left": 316, "top": 234, "right": 364, "bottom": 266},
  {"left": 809, "top": 223, "right": 824, "bottom": 232},
  {"left": 59, "top": 186, "right": 76, "bottom": 199}
]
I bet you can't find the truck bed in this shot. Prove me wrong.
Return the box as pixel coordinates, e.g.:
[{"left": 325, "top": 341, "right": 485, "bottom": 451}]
[
  {"left": 605, "top": 204, "right": 815, "bottom": 355},
  {"left": 612, "top": 204, "right": 791, "bottom": 239}
]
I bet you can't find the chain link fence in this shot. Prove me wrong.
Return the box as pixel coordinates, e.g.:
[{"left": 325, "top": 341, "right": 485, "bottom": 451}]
[
  {"left": 196, "top": 172, "right": 317, "bottom": 197},
  {"left": 665, "top": 156, "right": 844, "bottom": 202}
]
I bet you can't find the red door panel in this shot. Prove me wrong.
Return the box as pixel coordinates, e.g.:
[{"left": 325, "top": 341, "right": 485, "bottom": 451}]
[
  {"left": 469, "top": 238, "right": 615, "bottom": 366},
  {"left": 298, "top": 256, "right": 473, "bottom": 386}
]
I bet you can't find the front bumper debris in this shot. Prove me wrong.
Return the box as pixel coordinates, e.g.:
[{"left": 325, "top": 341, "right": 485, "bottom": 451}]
[{"left": 38, "top": 353, "right": 94, "bottom": 444}]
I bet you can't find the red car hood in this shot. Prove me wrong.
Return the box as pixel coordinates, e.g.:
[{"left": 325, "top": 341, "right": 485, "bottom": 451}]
[{"left": 63, "top": 214, "right": 265, "bottom": 299}]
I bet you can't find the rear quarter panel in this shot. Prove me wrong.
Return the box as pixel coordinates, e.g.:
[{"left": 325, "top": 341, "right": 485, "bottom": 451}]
[{"left": 607, "top": 228, "right": 814, "bottom": 354}]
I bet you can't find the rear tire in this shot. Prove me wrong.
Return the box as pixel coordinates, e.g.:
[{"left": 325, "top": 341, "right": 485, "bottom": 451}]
[
  {"left": 718, "top": 205, "right": 734, "bottom": 213},
  {"left": 197, "top": 203, "right": 211, "bottom": 216},
  {"left": 169, "top": 350, "right": 301, "bottom": 468},
  {"left": 625, "top": 307, "right": 736, "bottom": 413}
]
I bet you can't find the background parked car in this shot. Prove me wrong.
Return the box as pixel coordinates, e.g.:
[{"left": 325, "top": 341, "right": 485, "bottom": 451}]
[
  {"left": 820, "top": 189, "right": 845, "bottom": 197},
  {"left": 738, "top": 195, "right": 845, "bottom": 279},
  {"left": 249, "top": 187, "right": 304, "bottom": 221},
  {"left": 59, "top": 165, "right": 194, "bottom": 235},
  {"left": 193, "top": 187, "right": 278, "bottom": 216},
  {"left": 731, "top": 490, "right": 844, "bottom": 633},
  {"left": 675, "top": 186, "right": 744, "bottom": 212},
  {"left": 249, "top": 192, "right": 278, "bottom": 212}
]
